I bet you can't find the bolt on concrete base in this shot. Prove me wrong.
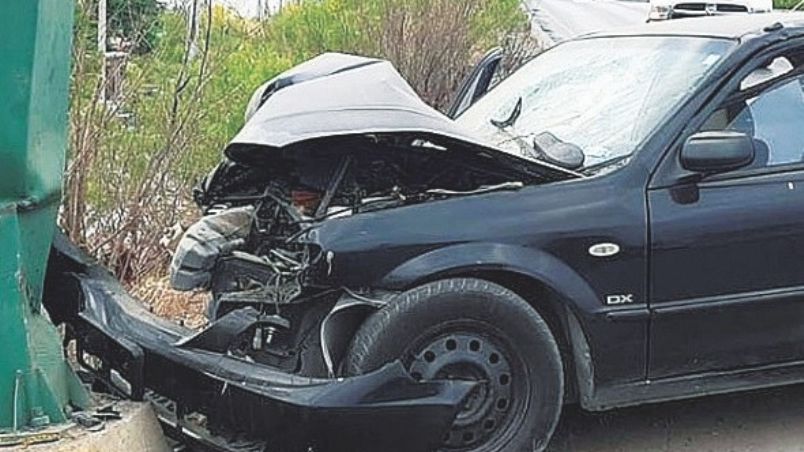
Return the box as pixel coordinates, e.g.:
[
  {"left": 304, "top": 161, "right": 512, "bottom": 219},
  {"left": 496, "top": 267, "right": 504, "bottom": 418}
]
[{"left": 17, "top": 401, "right": 171, "bottom": 452}]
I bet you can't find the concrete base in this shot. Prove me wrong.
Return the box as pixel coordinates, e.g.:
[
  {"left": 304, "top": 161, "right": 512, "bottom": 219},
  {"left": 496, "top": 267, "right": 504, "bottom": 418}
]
[{"left": 18, "top": 402, "right": 170, "bottom": 452}]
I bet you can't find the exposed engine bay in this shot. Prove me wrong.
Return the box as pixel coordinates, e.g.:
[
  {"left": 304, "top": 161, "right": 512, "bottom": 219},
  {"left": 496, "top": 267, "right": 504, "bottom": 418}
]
[
  {"left": 171, "top": 133, "right": 557, "bottom": 375},
  {"left": 196, "top": 134, "right": 542, "bottom": 244},
  {"left": 169, "top": 52, "right": 577, "bottom": 378}
]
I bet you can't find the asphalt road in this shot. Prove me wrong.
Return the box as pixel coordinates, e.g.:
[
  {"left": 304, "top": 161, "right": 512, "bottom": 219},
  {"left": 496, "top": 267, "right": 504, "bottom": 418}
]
[
  {"left": 524, "top": 1, "right": 804, "bottom": 450},
  {"left": 525, "top": 0, "right": 650, "bottom": 44},
  {"left": 547, "top": 384, "right": 804, "bottom": 451}
]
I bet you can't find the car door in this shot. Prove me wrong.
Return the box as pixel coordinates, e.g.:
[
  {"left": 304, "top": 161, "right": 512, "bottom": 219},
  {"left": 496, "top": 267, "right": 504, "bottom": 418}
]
[{"left": 648, "top": 62, "right": 804, "bottom": 379}]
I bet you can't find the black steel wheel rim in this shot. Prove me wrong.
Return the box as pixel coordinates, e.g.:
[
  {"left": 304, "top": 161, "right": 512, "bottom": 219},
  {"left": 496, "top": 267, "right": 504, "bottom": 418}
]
[{"left": 405, "top": 323, "right": 530, "bottom": 450}]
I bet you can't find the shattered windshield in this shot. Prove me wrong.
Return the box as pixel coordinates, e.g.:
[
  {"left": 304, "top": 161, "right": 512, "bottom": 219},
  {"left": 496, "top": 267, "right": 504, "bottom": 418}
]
[{"left": 457, "top": 36, "right": 735, "bottom": 173}]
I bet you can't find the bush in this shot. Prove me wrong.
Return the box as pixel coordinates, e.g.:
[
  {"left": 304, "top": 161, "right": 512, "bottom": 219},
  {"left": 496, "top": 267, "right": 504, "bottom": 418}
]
[
  {"left": 774, "top": 0, "right": 800, "bottom": 8},
  {"left": 268, "top": 0, "right": 530, "bottom": 109},
  {"left": 109, "top": 0, "right": 163, "bottom": 53},
  {"left": 75, "top": 0, "right": 164, "bottom": 53}
]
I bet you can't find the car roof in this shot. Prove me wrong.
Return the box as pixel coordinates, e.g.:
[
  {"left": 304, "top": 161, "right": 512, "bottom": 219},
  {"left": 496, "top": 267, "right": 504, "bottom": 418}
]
[{"left": 585, "top": 12, "right": 804, "bottom": 41}]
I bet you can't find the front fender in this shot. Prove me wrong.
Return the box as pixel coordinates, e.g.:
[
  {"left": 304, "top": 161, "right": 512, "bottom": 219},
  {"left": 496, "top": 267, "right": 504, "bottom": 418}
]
[{"left": 378, "top": 242, "right": 600, "bottom": 313}]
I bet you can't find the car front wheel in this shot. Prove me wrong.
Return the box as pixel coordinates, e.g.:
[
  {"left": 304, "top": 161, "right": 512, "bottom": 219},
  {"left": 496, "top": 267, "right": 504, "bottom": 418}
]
[{"left": 343, "top": 278, "right": 564, "bottom": 452}]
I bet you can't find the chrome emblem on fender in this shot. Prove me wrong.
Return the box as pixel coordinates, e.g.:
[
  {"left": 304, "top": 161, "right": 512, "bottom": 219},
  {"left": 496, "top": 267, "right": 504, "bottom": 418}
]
[
  {"left": 589, "top": 242, "right": 620, "bottom": 258},
  {"left": 606, "top": 294, "right": 634, "bottom": 305}
]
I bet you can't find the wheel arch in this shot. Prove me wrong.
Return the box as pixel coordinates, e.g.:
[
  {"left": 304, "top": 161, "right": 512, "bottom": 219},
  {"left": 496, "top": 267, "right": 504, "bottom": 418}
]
[
  {"left": 377, "top": 243, "right": 599, "bottom": 309},
  {"left": 375, "top": 243, "right": 600, "bottom": 404}
]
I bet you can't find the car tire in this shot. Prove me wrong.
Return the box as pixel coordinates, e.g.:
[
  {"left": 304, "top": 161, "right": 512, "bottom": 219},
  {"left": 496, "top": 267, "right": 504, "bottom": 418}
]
[{"left": 343, "top": 278, "right": 564, "bottom": 452}]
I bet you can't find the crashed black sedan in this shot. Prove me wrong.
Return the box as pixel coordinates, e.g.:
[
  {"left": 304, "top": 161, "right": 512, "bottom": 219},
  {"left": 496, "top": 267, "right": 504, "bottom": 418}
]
[{"left": 48, "top": 13, "right": 804, "bottom": 452}]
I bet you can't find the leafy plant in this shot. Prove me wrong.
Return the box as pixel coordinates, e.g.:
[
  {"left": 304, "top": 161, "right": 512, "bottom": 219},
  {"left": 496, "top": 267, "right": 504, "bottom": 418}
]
[
  {"left": 774, "top": 0, "right": 800, "bottom": 8},
  {"left": 109, "top": 0, "right": 163, "bottom": 53}
]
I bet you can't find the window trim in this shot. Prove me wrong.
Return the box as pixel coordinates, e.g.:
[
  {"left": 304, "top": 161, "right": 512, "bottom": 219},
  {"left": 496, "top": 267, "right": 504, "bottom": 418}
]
[
  {"left": 723, "top": 66, "right": 804, "bottom": 110},
  {"left": 703, "top": 160, "right": 804, "bottom": 185},
  {"left": 704, "top": 71, "right": 804, "bottom": 180},
  {"left": 652, "top": 37, "right": 804, "bottom": 187}
]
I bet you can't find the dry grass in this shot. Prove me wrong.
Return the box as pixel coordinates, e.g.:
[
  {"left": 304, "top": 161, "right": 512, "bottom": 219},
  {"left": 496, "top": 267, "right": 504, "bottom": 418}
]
[{"left": 130, "top": 275, "right": 208, "bottom": 329}]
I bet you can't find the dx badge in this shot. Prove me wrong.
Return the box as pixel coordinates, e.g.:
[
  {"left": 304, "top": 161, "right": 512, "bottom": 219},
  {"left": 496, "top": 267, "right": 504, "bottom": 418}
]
[{"left": 606, "top": 294, "right": 634, "bottom": 305}]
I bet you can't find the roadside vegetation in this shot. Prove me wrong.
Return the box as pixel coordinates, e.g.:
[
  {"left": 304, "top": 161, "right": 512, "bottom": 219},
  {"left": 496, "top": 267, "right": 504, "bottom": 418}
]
[
  {"left": 65, "top": 0, "right": 536, "bottom": 318},
  {"left": 775, "top": 0, "right": 801, "bottom": 8}
]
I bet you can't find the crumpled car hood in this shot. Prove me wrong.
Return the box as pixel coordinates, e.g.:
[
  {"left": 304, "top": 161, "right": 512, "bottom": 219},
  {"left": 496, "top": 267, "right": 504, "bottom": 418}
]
[{"left": 225, "top": 53, "right": 579, "bottom": 178}]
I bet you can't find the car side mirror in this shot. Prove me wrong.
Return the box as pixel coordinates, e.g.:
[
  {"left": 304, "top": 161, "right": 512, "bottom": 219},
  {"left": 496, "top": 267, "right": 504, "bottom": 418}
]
[{"left": 681, "top": 131, "right": 755, "bottom": 174}]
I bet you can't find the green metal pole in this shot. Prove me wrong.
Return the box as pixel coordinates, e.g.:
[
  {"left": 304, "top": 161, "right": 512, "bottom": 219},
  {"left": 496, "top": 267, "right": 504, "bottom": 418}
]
[{"left": 0, "top": 0, "right": 88, "bottom": 431}]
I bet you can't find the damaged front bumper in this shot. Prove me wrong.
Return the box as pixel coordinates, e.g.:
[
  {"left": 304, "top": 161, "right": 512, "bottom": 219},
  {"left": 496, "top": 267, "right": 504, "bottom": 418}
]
[{"left": 44, "top": 233, "right": 475, "bottom": 452}]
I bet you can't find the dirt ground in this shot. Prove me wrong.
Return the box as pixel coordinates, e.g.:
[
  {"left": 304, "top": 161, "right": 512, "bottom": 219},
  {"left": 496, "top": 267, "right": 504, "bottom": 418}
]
[
  {"left": 131, "top": 275, "right": 208, "bottom": 329},
  {"left": 547, "top": 383, "right": 804, "bottom": 451}
]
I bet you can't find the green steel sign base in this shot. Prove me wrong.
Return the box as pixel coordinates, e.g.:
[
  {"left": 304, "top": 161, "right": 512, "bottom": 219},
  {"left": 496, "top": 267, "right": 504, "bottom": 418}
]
[{"left": 0, "top": 0, "right": 89, "bottom": 430}]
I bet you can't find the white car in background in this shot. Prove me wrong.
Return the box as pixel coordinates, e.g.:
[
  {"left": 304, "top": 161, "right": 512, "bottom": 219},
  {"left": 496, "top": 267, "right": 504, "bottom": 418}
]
[{"left": 648, "top": 0, "right": 773, "bottom": 21}]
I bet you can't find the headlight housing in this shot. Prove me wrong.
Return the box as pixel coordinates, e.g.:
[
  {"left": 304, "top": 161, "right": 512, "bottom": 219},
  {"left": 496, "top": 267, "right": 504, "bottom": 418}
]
[{"left": 170, "top": 206, "right": 254, "bottom": 291}]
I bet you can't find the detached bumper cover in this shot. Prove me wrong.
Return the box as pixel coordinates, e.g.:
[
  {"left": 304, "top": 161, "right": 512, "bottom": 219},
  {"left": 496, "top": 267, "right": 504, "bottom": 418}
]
[{"left": 45, "top": 233, "right": 474, "bottom": 451}]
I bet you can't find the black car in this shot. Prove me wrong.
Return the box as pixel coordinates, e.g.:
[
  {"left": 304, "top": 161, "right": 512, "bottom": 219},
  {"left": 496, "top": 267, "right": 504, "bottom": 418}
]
[{"left": 52, "top": 12, "right": 804, "bottom": 452}]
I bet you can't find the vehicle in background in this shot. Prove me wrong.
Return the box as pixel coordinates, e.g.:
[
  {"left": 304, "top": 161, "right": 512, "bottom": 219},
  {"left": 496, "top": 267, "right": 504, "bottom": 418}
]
[{"left": 648, "top": 0, "right": 772, "bottom": 21}]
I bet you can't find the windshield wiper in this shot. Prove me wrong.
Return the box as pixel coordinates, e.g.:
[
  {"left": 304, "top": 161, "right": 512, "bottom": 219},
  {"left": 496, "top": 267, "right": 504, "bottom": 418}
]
[
  {"left": 582, "top": 154, "right": 630, "bottom": 174},
  {"left": 490, "top": 97, "right": 523, "bottom": 130},
  {"left": 426, "top": 181, "right": 525, "bottom": 197}
]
